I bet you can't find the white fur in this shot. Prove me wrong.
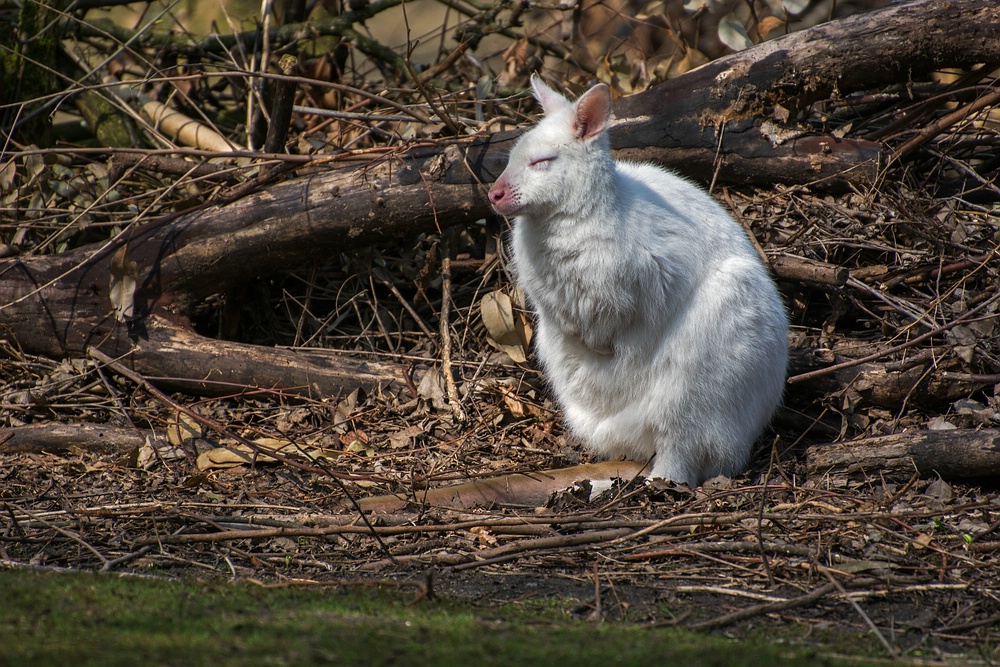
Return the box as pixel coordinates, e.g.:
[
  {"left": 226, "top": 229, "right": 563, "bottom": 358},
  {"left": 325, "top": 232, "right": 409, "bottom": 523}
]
[{"left": 488, "top": 75, "right": 788, "bottom": 485}]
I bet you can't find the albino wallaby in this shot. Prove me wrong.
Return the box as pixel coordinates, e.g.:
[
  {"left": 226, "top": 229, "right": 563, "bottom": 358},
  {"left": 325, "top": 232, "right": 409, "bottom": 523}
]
[{"left": 488, "top": 75, "right": 788, "bottom": 486}]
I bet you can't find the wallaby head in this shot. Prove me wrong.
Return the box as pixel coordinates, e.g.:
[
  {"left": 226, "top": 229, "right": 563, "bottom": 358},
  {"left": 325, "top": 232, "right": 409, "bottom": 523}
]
[{"left": 489, "top": 74, "right": 613, "bottom": 219}]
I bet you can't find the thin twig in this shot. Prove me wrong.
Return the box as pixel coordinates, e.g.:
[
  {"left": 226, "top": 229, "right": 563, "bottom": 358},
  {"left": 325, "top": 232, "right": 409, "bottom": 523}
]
[
  {"left": 18, "top": 508, "right": 109, "bottom": 569},
  {"left": 892, "top": 87, "right": 1000, "bottom": 161},
  {"left": 439, "top": 240, "right": 466, "bottom": 421},
  {"left": 86, "top": 348, "right": 371, "bottom": 482},
  {"left": 686, "top": 582, "right": 839, "bottom": 631},
  {"left": 787, "top": 289, "right": 1000, "bottom": 384}
]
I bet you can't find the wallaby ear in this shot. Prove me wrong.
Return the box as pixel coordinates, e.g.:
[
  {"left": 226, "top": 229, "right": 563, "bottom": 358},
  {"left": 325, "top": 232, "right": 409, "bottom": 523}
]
[
  {"left": 530, "top": 73, "right": 570, "bottom": 115},
  {"left": 573, "top": 83, "right": 612, "bottom": 142}
]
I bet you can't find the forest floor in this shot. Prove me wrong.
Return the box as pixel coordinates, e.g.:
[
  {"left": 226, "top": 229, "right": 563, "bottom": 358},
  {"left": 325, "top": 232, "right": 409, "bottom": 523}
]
[{"left": 3, "top": 163, "right": 998, "bottom": 660}]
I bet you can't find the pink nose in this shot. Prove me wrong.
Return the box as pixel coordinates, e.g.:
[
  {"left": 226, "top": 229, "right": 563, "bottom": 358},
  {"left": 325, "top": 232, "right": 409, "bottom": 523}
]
[{"left": 489, "top": 185, "right": 506, "bottom": 206}]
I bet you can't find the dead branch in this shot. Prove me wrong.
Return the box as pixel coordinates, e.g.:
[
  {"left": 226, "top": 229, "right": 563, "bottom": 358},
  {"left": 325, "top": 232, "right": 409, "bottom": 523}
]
[
  {"left": 87, "top": 347, "right": 377, "bottom": 481},
  {"left": 771, "top": 256, "right": 848, "bottom": 287},
  {"left": 111, "top": 317, "right": 411, "bottom": 397}
]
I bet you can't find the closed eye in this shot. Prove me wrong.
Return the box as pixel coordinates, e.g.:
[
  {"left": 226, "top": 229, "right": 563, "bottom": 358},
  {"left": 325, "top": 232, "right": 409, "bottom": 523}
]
[{"left": 529, "top": 156, "right": 556, "bottom": 168}]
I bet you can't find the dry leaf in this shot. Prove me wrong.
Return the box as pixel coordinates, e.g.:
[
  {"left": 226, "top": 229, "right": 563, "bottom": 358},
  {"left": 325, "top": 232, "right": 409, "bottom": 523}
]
[
  {"left": 498, "top": 39, "right": 544, "bottom": 89},
  {"left": 120, "top": 445, "right": 140, "bottom": 469},
  {"left": 109, "top": 244, "right": 138, "bottom": 321},
  {"left": 480, "top": 290, "right": 530, "bottom": 363},
  {"left": 661, "top": 46, "right": 709, "bottom": 79},
  {"left": 344, "top": 434, "right": 375, "bottom": 457},
  {"left": 137, "top": 437, "right": 157, "bottom": 470},
  {"left": 333, "top": 388, "right": 359, "bottom": 427},
  {"left": 181, "top": 473, "right": 212, "bottom": 488},
  {"left": 195, "top": 436, "right": 294, "bottom": 470},
  {"left": 926, "top": 416, "right": 957, "bottom": 431},
  {"left": 166, "top": 411, "right": 202, "bottom": 447},
  {"left": 757, "top": 16, "right": 785, "bottom": 38},
  {"left": 339, "top": 430, "right": 369, "bottom": 448},
  {"left": 718, "top": 12, "right": 753, "bottom": 51},
  {"left": 251, "top": 437, "right": 294, "bottom": 458},
  {"left": 778, "top": 0, "right": 810, "bottom": 16},
  {"left": 181, "top": 472, "right": 212, "bottom": 489},
  {"left": 23, "top": 151, "right": 44, "bottom": 185},
  {"left": 388, "top": 425, "right": 423, "bottom": 449},
  {"left": 470, "top": 526, "right": 498, "bottom": 546},
  {"left": 0, "top": 160, "right": 15, "bottom": 192},
  {"left": 197, "top": 447, "right": 254, "bottom": 470},
  {"left": 417, "top": 368, "right": 449, "bottom": 412},
  {"left": 683, "top": 0, "right": 722, "bottom": 11},
  {"left": 497, "top": 379, "right": 544, "bottom": 419},
  {"left": 501, "top": 385, "right": 527, "bottom": 418},
  {"left": 137, "top": 436, "right": 185, "bottom": 469}
]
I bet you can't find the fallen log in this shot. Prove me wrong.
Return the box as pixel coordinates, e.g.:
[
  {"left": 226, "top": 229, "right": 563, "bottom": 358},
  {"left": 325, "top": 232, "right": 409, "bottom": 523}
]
[
  {"left": 607, "top": 0, "right": 1000, "bottom": 186},
  {"left": 0, "top": 422, "right": 145, "bottom": 454},
  {"left": 807, "top": 429, "right": 1000, "bottom": 481},
  {"left": 109, "top": 313, "right": 412, "bottom": 397}
]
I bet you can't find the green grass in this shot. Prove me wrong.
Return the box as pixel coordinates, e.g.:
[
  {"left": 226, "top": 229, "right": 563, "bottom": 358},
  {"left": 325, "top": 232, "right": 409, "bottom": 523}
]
[{"left": 0, "top": 569, "right": 872, "bottom": 667}]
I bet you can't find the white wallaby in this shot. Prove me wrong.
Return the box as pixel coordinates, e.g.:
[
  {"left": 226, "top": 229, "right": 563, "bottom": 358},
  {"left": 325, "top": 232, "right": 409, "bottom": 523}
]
[{"left": 488, "top": 75, "right": 789, "bottom": 486}]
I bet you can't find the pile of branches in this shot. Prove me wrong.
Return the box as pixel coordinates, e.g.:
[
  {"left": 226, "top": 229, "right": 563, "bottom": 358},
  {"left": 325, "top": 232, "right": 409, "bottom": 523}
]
[{"left": 1, "top": 0, "right": 1000, "bottom": 657}]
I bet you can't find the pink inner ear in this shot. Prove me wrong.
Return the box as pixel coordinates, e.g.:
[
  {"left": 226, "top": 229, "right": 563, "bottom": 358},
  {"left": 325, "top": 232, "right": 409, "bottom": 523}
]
[{"left": 573, "top": 84, "right": 612, "bottom": 141}]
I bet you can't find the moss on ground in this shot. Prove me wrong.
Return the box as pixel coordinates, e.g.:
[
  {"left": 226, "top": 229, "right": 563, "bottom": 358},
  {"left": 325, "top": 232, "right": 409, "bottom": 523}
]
[{"left": 0, "top": 569, "right": 890, "bottom": 667}]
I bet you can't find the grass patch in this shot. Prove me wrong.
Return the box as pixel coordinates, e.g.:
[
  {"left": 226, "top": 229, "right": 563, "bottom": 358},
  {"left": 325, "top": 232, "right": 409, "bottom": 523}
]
[{"left": 0, "top": 569, "right": 880, "bottom": 667}]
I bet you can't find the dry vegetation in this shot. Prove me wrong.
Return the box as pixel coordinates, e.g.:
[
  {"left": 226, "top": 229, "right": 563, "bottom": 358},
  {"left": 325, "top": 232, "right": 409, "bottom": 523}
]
[{"left": 1, "top": 0, "right": 999, "bottom": 660}]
